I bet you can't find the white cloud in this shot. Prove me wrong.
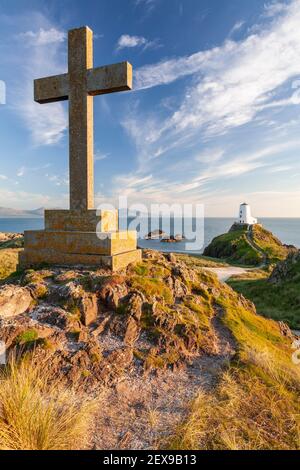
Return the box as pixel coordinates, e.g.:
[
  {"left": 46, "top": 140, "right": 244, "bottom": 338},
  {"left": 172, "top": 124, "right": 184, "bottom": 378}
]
[
  {"left": 117, "top": 34, "right": 147, "bottom": 49},
  {"left": 10, "top": 17, "right": 68, "bottom": 145},
  {"left": 45, "top": 173, "right": 69, "bottom": 187},
  {"left": 17, "top": 167, "right": 25, "bottom": 177},
  {"left": 0, "top": 174, "right": 8, "bottom": 180},
  {"left": 263, "top": 1, "right": 289, "bottom": 18},
  {"left": 229, "top": 20, "right": 245, "bottom": 37},
  {"left": 130, "top": 0, "right": 300, "bottom": 157},
  {"left": 195, "top": 149, "right": 224, "bottom": 163},
  {"left": 95, "top": 151, "right": 109, "bottom": 162},
  {"left": 18, "top": 27, "right": 66, "bottom": 46},
  {"left": 0, "top": 188, "right": 68, "bottom": 210},
  {"left": 116, "top": 34, "right": 159, "bottom": 51},
  {"left": 134, "top": 0, "right": 158, "bottom": 15}
]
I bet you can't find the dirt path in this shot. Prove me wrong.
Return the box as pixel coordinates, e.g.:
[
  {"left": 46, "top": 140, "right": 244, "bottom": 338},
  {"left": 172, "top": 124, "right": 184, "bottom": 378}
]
[
  {"left": 246, "top": 226, "right": 268, "bottom": 268},
  {"left": 205, "top": 226, "right": 268, "bottom": 283},
  {"left": 91, "top": 307, "right": 236, "bottom": 450},
  {"left": 205, "top": 266, "right": 248, "bottom": 282}
]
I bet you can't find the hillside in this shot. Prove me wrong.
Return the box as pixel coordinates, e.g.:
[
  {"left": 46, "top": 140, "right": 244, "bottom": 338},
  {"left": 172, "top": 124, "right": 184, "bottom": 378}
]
[
  {"left": 0, "top": 247, "right": 299, "bottom": 450},
  {"left": 0, "top": 207, "right": 44, "bottom": 218},
  {"left": 229, "top": 250, "right": 300, "bottom": 329},
  {"left": 203, "top": 223, "right": 291, "bottom": 266}
]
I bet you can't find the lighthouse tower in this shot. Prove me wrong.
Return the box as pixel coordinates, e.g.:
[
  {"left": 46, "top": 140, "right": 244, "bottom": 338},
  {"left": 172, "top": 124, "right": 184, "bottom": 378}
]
[{"left": 238, "top": 203, "right": 257, "bottom": 225}]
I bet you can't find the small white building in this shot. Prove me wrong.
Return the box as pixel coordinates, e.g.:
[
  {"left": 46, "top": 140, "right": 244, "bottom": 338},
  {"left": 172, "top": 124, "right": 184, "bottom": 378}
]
[{"left": 238, "top": 203, "right": 257, "bottom": 225}]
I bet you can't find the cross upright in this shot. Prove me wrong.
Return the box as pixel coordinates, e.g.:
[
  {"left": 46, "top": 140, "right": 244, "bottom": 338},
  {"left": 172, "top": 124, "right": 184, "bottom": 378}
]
[{"left": 34, "top": 26, "right": 132, "bottom": 211}]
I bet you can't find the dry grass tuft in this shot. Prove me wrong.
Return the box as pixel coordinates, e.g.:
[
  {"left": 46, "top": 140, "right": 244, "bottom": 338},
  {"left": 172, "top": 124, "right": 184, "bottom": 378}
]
[
  {"left": 167, "top": 364, "right": 300, "bottom": 450},
  {"left": 0, "top": 358, "right": 96, "bottom": 450},
  {"left": 0, "top": 248, "right": 20, "bottom": 281}
]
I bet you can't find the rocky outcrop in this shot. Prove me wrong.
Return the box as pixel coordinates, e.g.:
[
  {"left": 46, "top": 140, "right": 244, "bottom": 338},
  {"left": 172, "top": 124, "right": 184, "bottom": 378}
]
[
  {"left": 0, "top": 249, "right": 274, "bottom": 391},
  {"left": 269, "top": 250, "right": 300, "bottom": 284},
  {"left": 204, "top": 223, "right": 290, "bottom": 266},
  {"left": 145, "top": 230, "right": 166, "bottom": 240},
  {"left": 0, "top": 232, "right": 24, "bottom": 248},
  {"left": 0, "top": 285, "right": 33, "bottom": 318}
]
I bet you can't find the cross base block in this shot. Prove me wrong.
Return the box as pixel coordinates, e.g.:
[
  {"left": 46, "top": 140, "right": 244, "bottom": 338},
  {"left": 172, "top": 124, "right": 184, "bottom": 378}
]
[
  {"left": 19, "top": 229, "right": 141, "bottom": 271},
  {"left": 45, "top": 209, "right": 118, "bottom": 232}
]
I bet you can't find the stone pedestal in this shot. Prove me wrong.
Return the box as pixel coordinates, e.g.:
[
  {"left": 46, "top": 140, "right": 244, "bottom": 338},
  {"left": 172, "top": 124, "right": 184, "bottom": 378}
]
[{"left": 19, "top": 210, "right": 141, "bottom": 271}]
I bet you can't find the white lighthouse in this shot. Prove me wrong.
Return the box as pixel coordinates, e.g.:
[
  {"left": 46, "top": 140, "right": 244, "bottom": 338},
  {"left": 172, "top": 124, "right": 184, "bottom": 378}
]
[{"left": 238, "top": 203, "right": 257, "bottom": 225}]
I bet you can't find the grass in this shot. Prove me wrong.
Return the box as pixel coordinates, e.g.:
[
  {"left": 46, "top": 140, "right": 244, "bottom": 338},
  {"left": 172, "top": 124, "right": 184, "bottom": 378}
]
[
  {"left": 229, "top": 276, "right": 300, "bottom": 329},
  {"left": 16, "top": 329, "right": 39, "bottom": 345},
  {"left": 0, "top": 357, "right": 96, "bottom": 450},
  {"left": 204, "top": 228, "right": 262, "bottom": 266},
  {"left": 252, "top": 225, "right": 288, "bottom": 264},
  {"left": 177, "top": 254, "right": 228, "bottom": 268},
  {"left": 166, "top": 271, "right": 300, "bottom": 450},
  {"left": 0, "top": 248, "right": 21, "bottom": 281},
  {"left": 167, "top": 365, "right": 300, "bottom": 450},
  {"left": 203, "top": 224, "right": 289, "bottom": 266},
  {"left": 130, "top": 275, "right": 174, "bottom": 304}
]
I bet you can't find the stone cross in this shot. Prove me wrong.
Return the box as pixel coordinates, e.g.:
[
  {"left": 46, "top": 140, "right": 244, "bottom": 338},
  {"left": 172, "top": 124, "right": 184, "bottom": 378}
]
[{"left": 34, "top": 26, "right": 132, "bottom": 211}]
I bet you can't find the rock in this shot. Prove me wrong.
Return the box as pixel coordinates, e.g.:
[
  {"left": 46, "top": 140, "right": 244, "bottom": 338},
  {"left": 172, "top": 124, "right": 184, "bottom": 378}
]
[
  {"left": 31, "top": 305, "right": 80, "bottom": 330},
  {"left": 97, "top": 277, "right": 128, "bottom": 309},
  {"left": 142, "top": 250, "right": 165, "bottom": 262},
  {"left": 0, "top": 232, "right": 24, "bottom": 248},
  {"left": 145, "top": 229, "right": 166, "bottom": 240},
  {"left": 27, "top": 282, "right": 48, "bottom": 300},
  {"left": 173, "top": 278, "right": 189, "bottom": 299},
  {"left": 0, "top": 285, "right": 33, "bottom": 318},
  {"left": 91, "top": 315, "right": 112, "bottom": 337},
  {"left": 278, "top": 321, "right": 294, "bottom": 340},
  {"left": 79, "top": 293, "right": 98, "bottom": 326},
  {"left": 161, "top": 236, "right": 177, "bottom": 243},
  {"left": 165, "top": 253, "right": 176, "bottom": 263},
  {"left": 269, "top": 251, "right": 300, "bottom": 284},
  {"left": 174, "top": 234, "right": 185, "bottom": 241},
  {"left": 172, "top": 264, "right": 198, "bottom": 283}
]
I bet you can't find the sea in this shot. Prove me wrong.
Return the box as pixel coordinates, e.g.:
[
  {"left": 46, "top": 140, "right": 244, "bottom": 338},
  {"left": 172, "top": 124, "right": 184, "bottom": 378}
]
[{"left": 1, "top": 217, "right": 299, "bottom": 255}]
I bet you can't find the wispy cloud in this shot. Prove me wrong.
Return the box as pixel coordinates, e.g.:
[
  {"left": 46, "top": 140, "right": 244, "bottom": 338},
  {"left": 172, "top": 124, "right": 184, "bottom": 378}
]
[
  {"left": 129, "top": 0, "right": 300, "bottom": 160},
  {"left": 228, "top": 20, "right": 245, "bottom": 37},
  {"left": 134, "top": 0, "right": 159, "bottom": 15},
  {"left": 263, "top": 1, "right": 289, "bottom": 18},
  {"left": 0, "top": 174, "right": 8, "bottom": 180},
  {"left": 95, "top": 150, "right": 109, "bottom": 161},
  {"left": 9, "top": 16, "right": 68, "bottom": 145},
  {"left": 45, "top": 173, "right": 69, "bottom": 187},
  {"left": 116, "top": 33, "right": 159, "bottom": 51},
  {"left": 17, "top": 27, "right": 66, "bottom": 46}
]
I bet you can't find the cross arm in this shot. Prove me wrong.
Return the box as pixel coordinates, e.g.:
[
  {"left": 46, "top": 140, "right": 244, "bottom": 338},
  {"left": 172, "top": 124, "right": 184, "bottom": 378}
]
[
  {"left": 34, "top": 73, "right": 69, "bottom": 104},
  {"left": 87, "top": 61, "right": 132, "bottom": 96}
]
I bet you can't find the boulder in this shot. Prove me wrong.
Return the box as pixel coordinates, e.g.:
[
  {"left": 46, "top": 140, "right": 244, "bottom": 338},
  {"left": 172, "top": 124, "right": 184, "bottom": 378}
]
[
  {"left": 79, "top": 293, "right": 98, "bottom": 326},
  {"left": 31, "top": 305, "right": 80, "bottom": 330},
  {"left": 164, "top": 253, "right": 177, "bottom": 263},
  {"left": 97, "top": 277, "right": 128, "bottom": 310},
  {"left": 0, "top": 285, "right": 33, "bottom": 318}
]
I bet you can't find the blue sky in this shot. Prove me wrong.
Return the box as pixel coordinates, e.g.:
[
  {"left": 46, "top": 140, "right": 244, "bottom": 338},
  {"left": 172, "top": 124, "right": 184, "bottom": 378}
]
[{"left": 0, "top": 0, "right": 300, "bottom": 216}]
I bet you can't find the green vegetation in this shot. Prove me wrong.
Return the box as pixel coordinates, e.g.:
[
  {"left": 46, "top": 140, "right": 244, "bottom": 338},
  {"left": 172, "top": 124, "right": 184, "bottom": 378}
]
[
  {"left": 167, "top": 280, "right": 300, "bottom": 450},
  {"left": 229, "top": 267, "right": 300, "bottom": 330},
  {"left": 16, "top": 329, "right": 39, "bottom": 345},
  {"left": 177, "top": 254, "right": 228, "bottom": 268},
  {"left": 252, "top": 224, "right": 289, "bottom": 264},
  {"left": 203, "top": 224, "right": 289, "bottom": 266},
  {"left": 204, "top": 226, "right": 262, "bottom": 265}
]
